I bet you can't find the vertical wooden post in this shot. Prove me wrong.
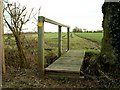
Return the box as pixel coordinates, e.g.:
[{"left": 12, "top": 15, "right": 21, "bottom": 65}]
[
  {"left": 58, "top": 25, "right": 62, "bottom": 57},
  {"left": 67, "top": 27, "right": 70, "bottom": 51},
  {"left": 0, "top": 0, "right": 6, "bottom": 76},
  {"left": 38, "top": 16, "right": 45, "bottom": 77}
]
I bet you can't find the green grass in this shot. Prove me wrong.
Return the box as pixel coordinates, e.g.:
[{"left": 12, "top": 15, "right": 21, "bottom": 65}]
[
  {"left": 4, "top": 32, "right": 101, "bottom": 67},
  {"left": 4, "top": 32, "right": 101, "bottom": 51},
  {"left": 74, "top": 32, "right": 103, "bottom": 45},
  {"left": 85, "top": 49, "right": 100, "bottom": 56}
]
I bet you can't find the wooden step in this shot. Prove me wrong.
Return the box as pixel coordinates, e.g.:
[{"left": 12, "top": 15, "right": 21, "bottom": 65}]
[{"left": 45, "top": 50, "right": 85, "bottom": 79}]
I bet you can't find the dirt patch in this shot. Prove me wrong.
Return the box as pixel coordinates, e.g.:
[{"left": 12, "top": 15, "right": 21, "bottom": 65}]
[{"left": 2, "top": 67, "right": 96, "bottom": 88}]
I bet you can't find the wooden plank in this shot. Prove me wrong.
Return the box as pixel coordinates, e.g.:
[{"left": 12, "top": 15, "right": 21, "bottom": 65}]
[
  {"left": 45, "top": 50, "right": 85, "bottom": 74},
  {"left": 44, "top": 17, "right": 70, "bottom": 28},
  {"left": 45, "top": 71, "right": 84, "bottom": 80},
  {"left": 38, "top": 16, "right": 45, "bottom": 77},
  {"left": 63, "top": 50, "right": 85, "bottom": 57},
  {"left": 46, "top": 57, "right": 83, "bottom": 73}
]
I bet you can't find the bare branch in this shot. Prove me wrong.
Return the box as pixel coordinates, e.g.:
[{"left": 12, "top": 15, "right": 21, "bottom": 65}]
[
  {"left": 23, "top": 12, "right": 27, "bottom": 20},
  {"left": 4, "top": 18, "right": 13, "bottom": 32},
  {"left": 28, "top": 8, "right": 34, "bottom": 19},
  {"left": 33, "top": 16, "right": 37, "bottom": 22},
  {"left": 98, "top": 70, "right": 114, "bottom": 82},
  {"left": 38, "top": 6, "right": 41, "bottom": 16},
  {"left": 7, "top": 4, "right": 14, "bottom": 17},
  {"left": 31, "top": 13, "right": 37, "bottom": 22},
  {"left": 4, "top": 2, "right": 34, "bottom": 67},
  {"left": 23, "top": 8, "right": 34, "bottom": 24}
]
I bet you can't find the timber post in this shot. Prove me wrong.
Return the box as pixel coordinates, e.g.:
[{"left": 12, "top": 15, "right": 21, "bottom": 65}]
[
  {"left": 38, "top": 16, "right": 45, "bottom": 77},
  {"left": 58, "top": 25, "right": 62, "bottom": 57},
  {"left": 67, "top": 27, "right": 70, "bottom": 51},
  {"left": 37, "top": 16, "right": 70, "bottom": 78},
  {"left": 0, "top": 0, "right": 6, "bottom": 75}
]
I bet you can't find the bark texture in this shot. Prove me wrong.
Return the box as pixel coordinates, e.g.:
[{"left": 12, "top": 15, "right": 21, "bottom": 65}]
[
  {"left": 14, "top": 34, "right": 27, "bottom": 68},
  {"left": 99, "top": 2, "right": 120, "bottom": 73}
]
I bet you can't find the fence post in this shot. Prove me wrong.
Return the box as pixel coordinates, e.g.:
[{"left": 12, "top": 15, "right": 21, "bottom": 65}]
[
  {"left": 58, "top": 25, "right": 62, "bottom": 57},
  {"left": 67, "top": 27, "right": 70, "bottom": 51},
  {"left": 0, "top": 0, "right": 6, "bottom": 76},
  {"left": 38, "top": 16, "right": 45, "bottom": 78}
]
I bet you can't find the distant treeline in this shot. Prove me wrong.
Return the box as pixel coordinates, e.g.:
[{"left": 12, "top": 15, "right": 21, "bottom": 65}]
[{"left": 72, "top": 27, "right": 103, "bottom": 33}]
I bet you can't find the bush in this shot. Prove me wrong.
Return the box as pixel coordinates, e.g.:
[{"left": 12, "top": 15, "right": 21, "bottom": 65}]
[
  {"left": 85, "top": 49, "right": 100, "bottom": 57},
  {"left": 45, "top": 52, "right": 58, "bottom": 66},
  {"left": 80, "top": 49, "right": 100, "bottom": 74}
]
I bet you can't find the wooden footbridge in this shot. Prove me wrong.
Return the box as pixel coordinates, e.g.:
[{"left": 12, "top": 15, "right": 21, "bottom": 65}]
[
  {"left": 45, "top": 50, "right": 84, "bottom": 77},
  {"left": 38, "top": 16, "right": 85, "bottom": 78}
]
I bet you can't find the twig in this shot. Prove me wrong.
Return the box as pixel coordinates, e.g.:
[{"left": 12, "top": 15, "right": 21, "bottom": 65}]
[
  {"left": 80, "top": 71, "right": 97, "bottom": 80},
  {"left": 98, "top": 69, "right": 114, "bottom": 82}
]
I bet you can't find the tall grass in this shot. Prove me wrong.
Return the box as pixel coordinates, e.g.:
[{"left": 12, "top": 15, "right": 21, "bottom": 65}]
[{"left": 4, "top": 32, "right": 100, "bottom": 68}]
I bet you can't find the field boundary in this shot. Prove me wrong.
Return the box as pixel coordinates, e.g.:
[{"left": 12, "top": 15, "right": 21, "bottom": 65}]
[{"left": 74, "top": 33, "right": 101, "bottom": 48}]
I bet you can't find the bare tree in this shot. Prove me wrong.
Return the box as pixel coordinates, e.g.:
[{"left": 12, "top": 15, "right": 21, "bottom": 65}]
[{"left": 4, "top": 2, "right": 34, "bottom": 68}]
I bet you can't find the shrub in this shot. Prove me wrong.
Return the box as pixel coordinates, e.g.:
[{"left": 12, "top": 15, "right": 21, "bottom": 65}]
[
  {"left": 80, "top": 49, "right": 100, "bottom": 73},
  {"left": 45, "top": 52, "right": 58, "bottom": 66}
]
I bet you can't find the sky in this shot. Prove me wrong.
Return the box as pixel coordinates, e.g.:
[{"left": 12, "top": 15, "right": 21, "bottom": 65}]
[{"left": 5, "top": 0, "right": 104, "bottom": 32}]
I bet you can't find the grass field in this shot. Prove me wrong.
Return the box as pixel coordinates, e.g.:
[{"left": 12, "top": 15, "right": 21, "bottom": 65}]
[
  {"left": 74, "top": 32, "right": 103, "bottom": 45},
  {"left": 4, "top": 32, "right": 102, "bottom": 55},
  {"left": 4, "top": 32, "right": 101, "bottom": 68}
]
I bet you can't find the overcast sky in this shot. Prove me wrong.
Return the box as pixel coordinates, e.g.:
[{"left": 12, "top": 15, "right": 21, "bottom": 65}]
[{"left": 8, "top": 0, "right": 104, "bottom": 32}]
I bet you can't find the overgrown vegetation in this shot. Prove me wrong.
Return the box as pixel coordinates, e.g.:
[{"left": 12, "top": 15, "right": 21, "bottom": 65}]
[
  {"left": 80, "top": 2, "right": 120, "bottom": 88},
  {"left": 100, "top": 2, "right": 120, "bottom": 74},
  {"left": 45, "top": 52, "right": 58, "bottom": 66},
  {"left": 3, "top": 32, "right": 100, "bottom": 88},
  {"left": 80, "top": 49, "right": 100, "bottom": 75},
  {"left": 4, "top": 32, "right": 99, "bottom": 69},
  {"left": 4, "top": 2, "right": 34, "bottom": 68},
  {"left": 58, "top": 76, "right": 69, "bottom": 84}
]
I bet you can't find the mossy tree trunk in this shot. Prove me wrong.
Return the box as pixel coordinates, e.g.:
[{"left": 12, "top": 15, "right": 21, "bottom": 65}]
[{"left": 99, "top": 2, "right": 120, "bottom": 73}]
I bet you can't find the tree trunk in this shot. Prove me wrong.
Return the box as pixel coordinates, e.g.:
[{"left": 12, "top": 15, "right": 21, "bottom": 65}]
[
  {"left": 14, "top": 34, "right": 28, "bottom": 68},
  {"left": 99, "top": 2, "right": 120, "bottom": 73}
]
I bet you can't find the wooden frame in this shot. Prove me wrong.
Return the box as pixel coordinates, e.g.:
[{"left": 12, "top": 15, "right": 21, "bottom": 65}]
[{"left": 38, "top": 16, "right": 70, "bottom": 77}]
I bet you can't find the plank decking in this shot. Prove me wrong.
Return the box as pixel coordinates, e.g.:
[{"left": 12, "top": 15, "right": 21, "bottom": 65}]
[{"left": 45, "top": 50, "right": 85, "bottom": 76}]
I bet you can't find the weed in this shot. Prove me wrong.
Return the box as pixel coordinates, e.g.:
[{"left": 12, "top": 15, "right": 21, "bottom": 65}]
[
  {"left": 45, "top": 52, "right": 58, "bottom": 66},
  {"left": 58, "top": 76, "right": 69, "bottom": 84}
]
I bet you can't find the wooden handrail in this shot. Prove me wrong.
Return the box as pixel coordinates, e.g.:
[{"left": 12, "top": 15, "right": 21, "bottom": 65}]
[
  {"left": 38, "top": 16, "right": 70, "bottom": 78},
  {"left": 44, "top": 17, "right": 70, "bottom": 28},
  {"left": 39, "top": 16, "right": 70, "bottom": 28}
]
